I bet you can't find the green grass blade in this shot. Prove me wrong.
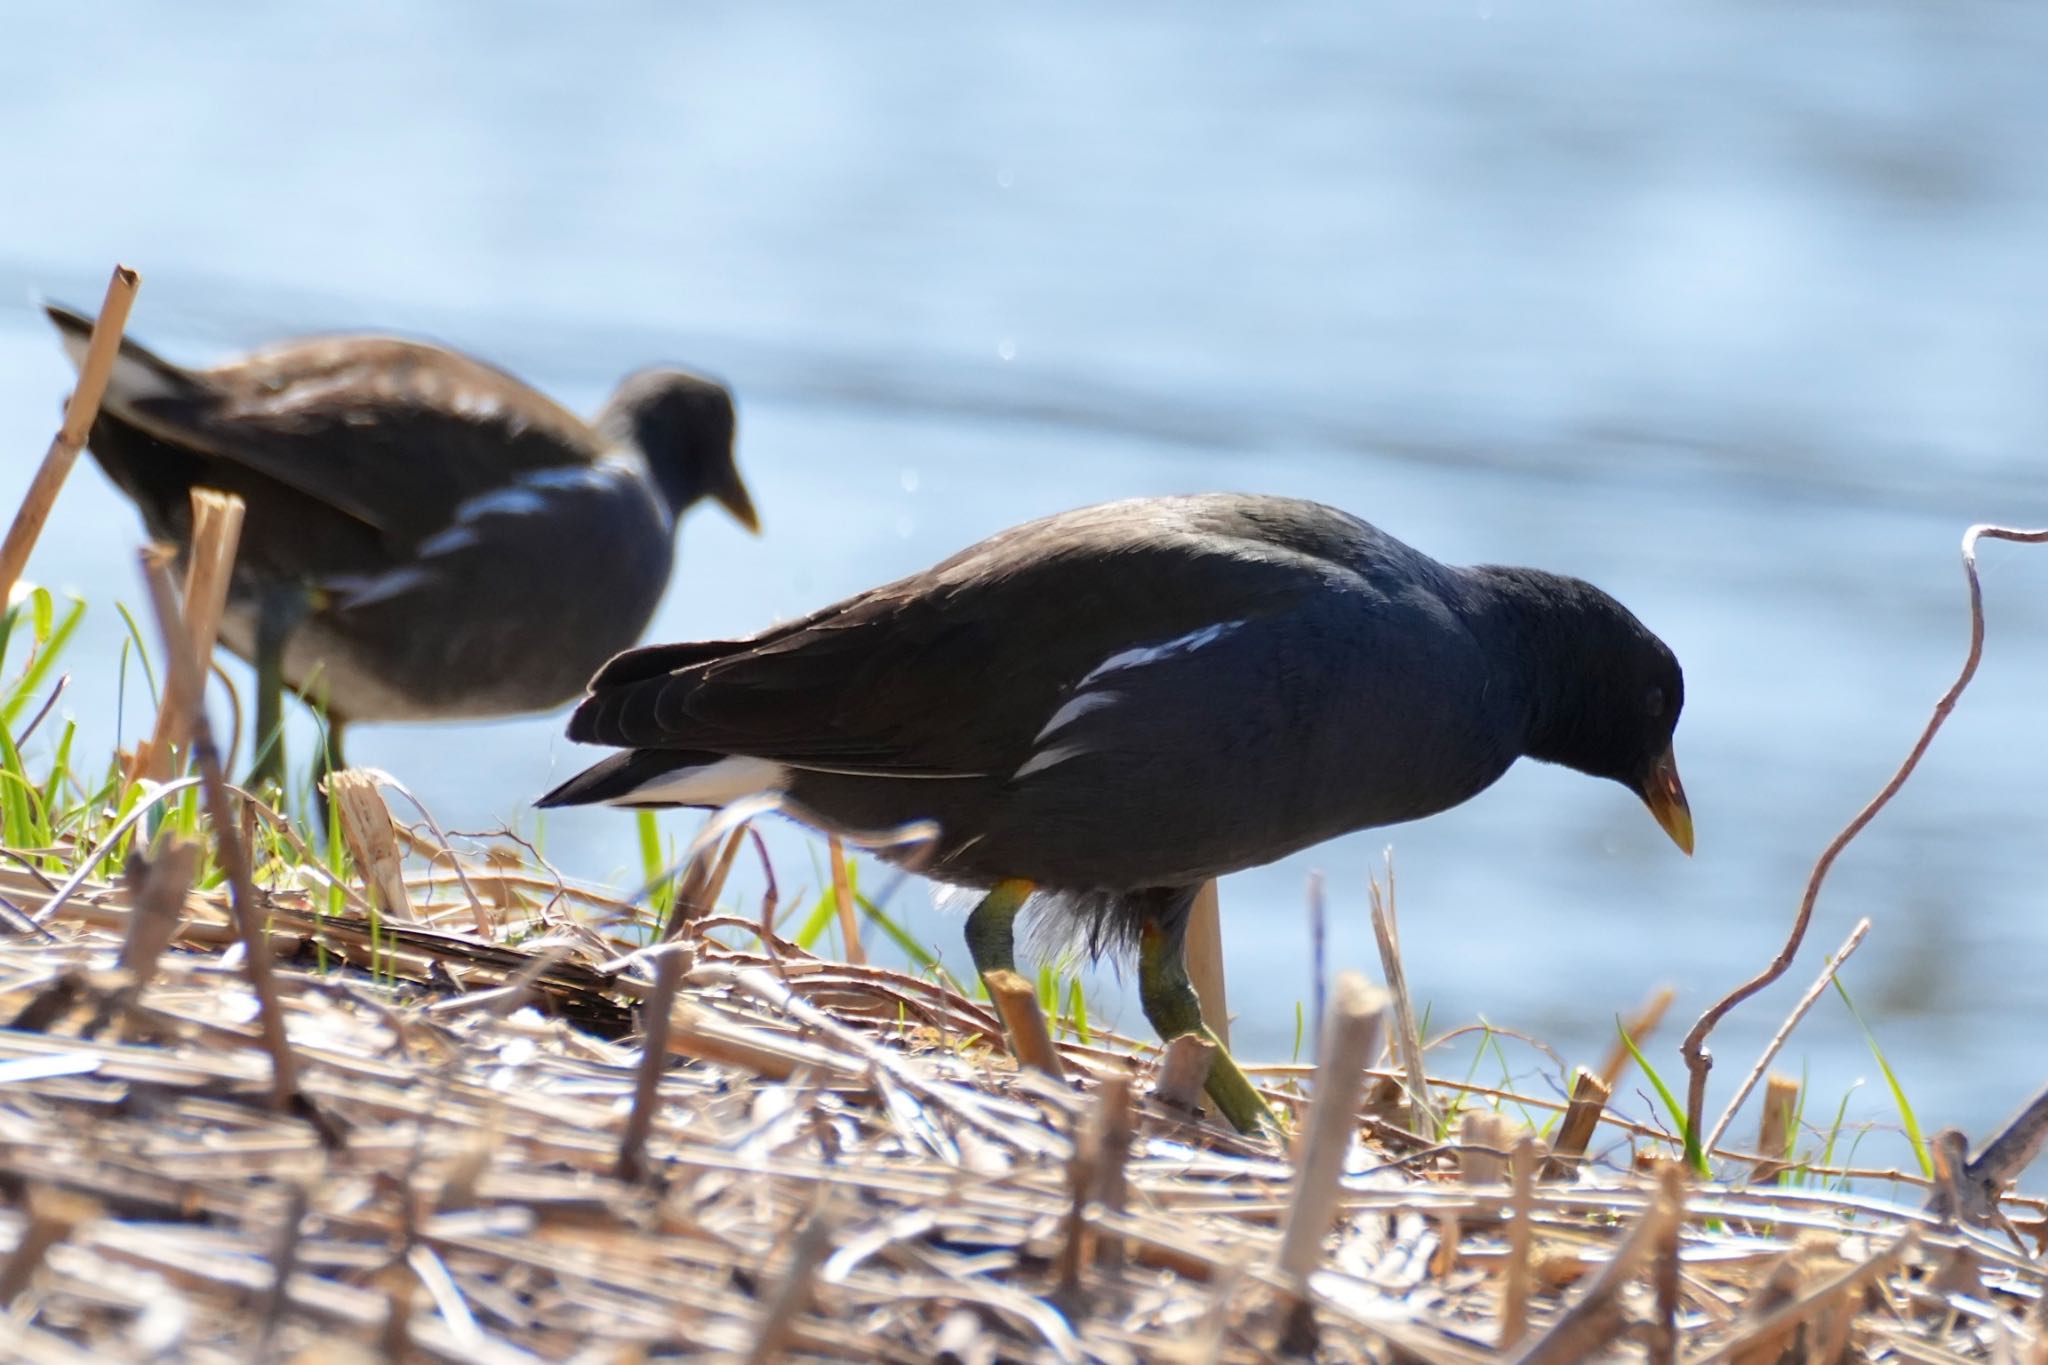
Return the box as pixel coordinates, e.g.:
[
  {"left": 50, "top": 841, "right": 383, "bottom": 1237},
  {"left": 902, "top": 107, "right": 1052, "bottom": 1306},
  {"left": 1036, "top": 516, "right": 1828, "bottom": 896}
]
[
  {"left": 855, "top": 892, "right": 938, "bottom": 971},
  {"left": 1833, "top": 979, "right": 1931, "bottom": 1178},
  {"left": 1618, "top": 1017, "right": 1706, "bottom": 1175}
]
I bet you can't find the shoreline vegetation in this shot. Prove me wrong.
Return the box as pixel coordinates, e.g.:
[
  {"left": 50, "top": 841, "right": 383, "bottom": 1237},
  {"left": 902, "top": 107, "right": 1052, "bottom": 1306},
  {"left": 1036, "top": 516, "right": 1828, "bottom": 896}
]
[{"left": 1, "top": 270, "right": 2045, "bottom": 1359}]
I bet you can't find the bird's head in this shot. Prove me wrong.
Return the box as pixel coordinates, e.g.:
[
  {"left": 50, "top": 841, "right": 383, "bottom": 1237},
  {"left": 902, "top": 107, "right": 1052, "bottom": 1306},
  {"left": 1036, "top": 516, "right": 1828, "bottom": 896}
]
[
  {"left": 601, "top": 368, "right": 760, "bottom": 534},
  {"left": 1479, "top": 567, "right": 1692, "bottom": 854}
]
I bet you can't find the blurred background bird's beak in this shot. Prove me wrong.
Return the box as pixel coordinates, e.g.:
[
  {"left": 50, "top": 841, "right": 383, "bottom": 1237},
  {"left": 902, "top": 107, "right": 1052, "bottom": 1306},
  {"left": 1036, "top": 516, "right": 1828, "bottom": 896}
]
[
  {"left": 1640, "top": 744, "right": 1694, "bottom": 855},
  {"left": 716, "top": 475, "right": 762, "bottom": 535}
]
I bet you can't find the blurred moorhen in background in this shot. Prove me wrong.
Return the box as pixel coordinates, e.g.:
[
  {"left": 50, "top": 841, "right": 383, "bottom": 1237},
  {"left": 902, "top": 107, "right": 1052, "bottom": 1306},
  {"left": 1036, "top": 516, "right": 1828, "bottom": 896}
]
[
  {"left": 540, "top": 492, "right": 1691, "bottom": 1132},
  {"left": 47, "top": 302, "right": 759, "bottom": 787}
]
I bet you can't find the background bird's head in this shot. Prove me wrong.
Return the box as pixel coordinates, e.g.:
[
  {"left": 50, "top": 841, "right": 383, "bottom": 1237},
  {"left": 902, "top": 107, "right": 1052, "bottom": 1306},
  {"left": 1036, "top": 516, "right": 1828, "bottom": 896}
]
[{"left": 602, "top": 368, "right": 759, "bottom": 534}]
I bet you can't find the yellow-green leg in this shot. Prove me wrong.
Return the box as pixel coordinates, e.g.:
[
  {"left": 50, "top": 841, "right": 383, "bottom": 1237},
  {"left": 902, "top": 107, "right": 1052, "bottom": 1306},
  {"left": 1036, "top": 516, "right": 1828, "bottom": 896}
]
[
  {"left": 1139, "top": 920, "right": 1278, "bottom": 1136},
  {"left": 964, "top": 878, "right": 1033, "bottom": 978},
  {"left": 249, "top": 588, "right": 311, "bottom": 792}
]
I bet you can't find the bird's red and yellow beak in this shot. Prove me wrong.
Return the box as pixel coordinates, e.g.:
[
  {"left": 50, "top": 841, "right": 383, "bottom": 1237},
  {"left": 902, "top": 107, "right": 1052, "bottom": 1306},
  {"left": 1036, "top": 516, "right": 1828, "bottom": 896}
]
[{"left": 1639, "top": 743, "right": 1694, "bottom": 855}]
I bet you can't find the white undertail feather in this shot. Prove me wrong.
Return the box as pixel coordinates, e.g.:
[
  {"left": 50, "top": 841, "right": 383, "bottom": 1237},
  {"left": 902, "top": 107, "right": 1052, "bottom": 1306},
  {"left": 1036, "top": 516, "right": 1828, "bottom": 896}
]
[
  {"left": 607, "top": 755, "right": 792, "bottom": 807},
  {"left": 57, "top": 330, "right": 184, "bottom": 416}
]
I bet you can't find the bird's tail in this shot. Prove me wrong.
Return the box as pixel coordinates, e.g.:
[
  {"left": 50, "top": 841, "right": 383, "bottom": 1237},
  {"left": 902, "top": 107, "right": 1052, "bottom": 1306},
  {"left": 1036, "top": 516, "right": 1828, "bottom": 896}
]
[{"left": 42, "top": 301, "right": 203, "bottom": 419}]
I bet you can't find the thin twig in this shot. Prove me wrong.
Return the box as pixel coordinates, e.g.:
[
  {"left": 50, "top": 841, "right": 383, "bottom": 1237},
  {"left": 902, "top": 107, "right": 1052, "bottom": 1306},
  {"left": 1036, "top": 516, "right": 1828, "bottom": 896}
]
[
  {"left": 1703, "top": 918, "right": 1870, "bottom": 1156},
  {"left": 827, "top": 833, "right": 865, "bottom": 966},
  {"left": 1681, "top": 524, "right": 2048, "bottom": 1147}
]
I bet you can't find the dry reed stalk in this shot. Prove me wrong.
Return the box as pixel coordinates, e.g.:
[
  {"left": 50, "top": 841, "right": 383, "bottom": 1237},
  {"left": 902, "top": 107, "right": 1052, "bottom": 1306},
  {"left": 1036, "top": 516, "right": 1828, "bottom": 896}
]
[
  {"left": 1927, "top": 1084, "right": 2048, "bottom": 1224},
  {"left": 0, "top": 1186, "right": 97, "bottom": 1307},
  {"left": 116, "top": 837, "right": 201, "bottom": 994},
  {"left": 328, "top": 770, "right": 418, "bottom": 924},
  {"left": 139, "top": 546, "right": 304, "bottom": 1116},
  {"left": 1500, "top": 1136, "right": 1539, "bottom": 1350},
  {"left": 1703, "top": 917, "right": 1869, "bottom": 1158},
  {"left": 0, "top": 264, "right": 139, "bottom": 607},
  {"left": 1092, "top": 1073, "right": 1134, "bottom": 1277},
  {"left": 1367, "top": 860, "right": 1437, "bottom": 1136},
  {"left": 745, "top": 1209, "right": 835, "bottom": 1365},
  {"left": 1648, "top": 1164, "right": 1683, "bottom": 1365},
  {"left": 1598, "top": 985, "right": 1675, "bottom": 1093},
  {"left": 1512, "top": 1161, "right": 1684, "bottom": 1365},
  {"left": 133, "top": 488, "right": 245, "bottom": 783},
  {"left": 1543, "top": 1068, "right": 1612, "bottom": 1180},
  {"left": 667, "top": 1000, "right": 866, "bottom": 1082},
  {"left": 825, "top": 834, "right": 866, "bottom": 966},
  {"left": 983, "top": 968, "right": 1066, "bottom": 1080},
  {"left": 1683, "top": 524, "right": 2048, "bottom": 1147},
  {"left": 1275, "top": 973, "right": 1389, "bottom": 1285},
  {"left": 1752, "top": 1075, "right": 1801, "bottom": 1185},
  {"left": 616, "top": 944, "right": 688, "bottom": 1182},
  {"left": 1185, "top": 879, "right": 1229, "bottom": 1052},
  {"left": 1695, "top": 1229, "right": 1917, "bottom": 1365},
  {"left": 1460, "top": 1109, "right": 1513, "bottom": 1185},
  {"left": 1154, "top": 1033, "right": 1217, "bottom": 1115}
]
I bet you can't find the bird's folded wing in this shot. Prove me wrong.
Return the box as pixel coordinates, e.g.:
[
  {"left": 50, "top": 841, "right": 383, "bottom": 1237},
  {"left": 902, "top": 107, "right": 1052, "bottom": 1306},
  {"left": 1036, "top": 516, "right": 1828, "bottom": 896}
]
[
  {"left": 567, "top": 522, "right": 1357, "bottom": 776},
  {"left": 94, "top": 330, "right": 597, "bottom": 543}
]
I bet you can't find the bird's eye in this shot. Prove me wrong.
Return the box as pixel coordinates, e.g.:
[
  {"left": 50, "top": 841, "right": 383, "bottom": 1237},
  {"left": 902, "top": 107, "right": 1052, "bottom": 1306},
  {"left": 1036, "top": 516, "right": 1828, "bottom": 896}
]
[{"left": 1645, "top": 686, "right": 1666, "bottom": 719}]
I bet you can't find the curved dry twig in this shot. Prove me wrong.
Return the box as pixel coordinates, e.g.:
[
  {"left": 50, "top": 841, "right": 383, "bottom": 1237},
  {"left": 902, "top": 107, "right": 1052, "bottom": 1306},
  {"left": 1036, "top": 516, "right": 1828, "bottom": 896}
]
[{"left": 1680, "top": 524, "right": 2048, "bottom": 1151}]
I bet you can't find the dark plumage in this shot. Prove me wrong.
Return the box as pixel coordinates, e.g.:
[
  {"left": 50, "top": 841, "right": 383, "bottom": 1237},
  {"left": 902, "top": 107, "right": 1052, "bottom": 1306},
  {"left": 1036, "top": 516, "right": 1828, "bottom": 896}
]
[
  {"left": 540, "top": 493, "right": 1691, "bottom": 1131},
  {"left": 46, "top": 302, "right": 758, "bottom": 778}
]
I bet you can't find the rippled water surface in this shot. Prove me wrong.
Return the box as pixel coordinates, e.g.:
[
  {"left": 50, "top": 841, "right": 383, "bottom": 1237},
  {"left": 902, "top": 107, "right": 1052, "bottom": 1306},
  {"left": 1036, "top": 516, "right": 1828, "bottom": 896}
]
[{"left": 4, "top": 3, "right": 2047, "bottom": 1155}]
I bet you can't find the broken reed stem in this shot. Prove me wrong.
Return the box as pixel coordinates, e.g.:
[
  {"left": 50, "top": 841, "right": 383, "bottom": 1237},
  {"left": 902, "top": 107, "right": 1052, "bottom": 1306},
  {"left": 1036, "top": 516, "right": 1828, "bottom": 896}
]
[
  {"left": 328, "top": 769, "right": 419, "bottom": 923},
  {"left": 826, "top": 834, "right": 866, "bottom": 966},
  {"left": 1185, "top": 880, "right": 1230, "bottom": 1052},
  {"left": 139, "top": 546, "right": 302, "bottom": 1112},
  {"left": 1511, "top": 1162, "right": 1685, "bottom": 1365},
  {"left": 1702, "top": 917, "right": 1870, "bottom": 1156},
  {"left": 1275, "top": 972, "right": 1390, "bottom": 1285},
  {"left": 0, "top": 1186, "right": 96, "bottom": 1307},
  {"left": 745, "top": 1208, "right": 835, "bottom": 1365},
  {"left": 135, "top": 487, "right": 244, "bottom": 782},
  {"left": 983, "top": 968, "right": 1066, "bottom": 1080},
  {"left": 1926, "top": 1082, "right": 2048, "bottom": 1224},
  {"left": 1543, "top": 1068, "right": 1612, "bottom": 1180},
  {"left": 1752, "top": 1074, "right": 1801, "bottom": 1185},
  {"left": 1368, "top": 858, "right": 1437, "bottom": 1136},
  {"left": 117, "top": 836, "right": 201, "bottom": 994},
  {"left": 1153, "top": 1034, "right": 1217, "bottom": 1114},
  {"left": 617, "top": 943, "right": 688, "bottom": 1182},
  {"left": 0, "top": 264, "right": 140, "bottom": 607},
  {"left": 1500, "top": 1136, "right": 1539, "bottom": 1351},
  {"left": 1598, "top": 985, "right": 1675, "bottom": 1093},
  {"left": 1693, "top": 1229, "right": 1918, "bottom": 1365},
  {"left": 1681, "top": 524, "right": 2048, "bottom": 1149}
]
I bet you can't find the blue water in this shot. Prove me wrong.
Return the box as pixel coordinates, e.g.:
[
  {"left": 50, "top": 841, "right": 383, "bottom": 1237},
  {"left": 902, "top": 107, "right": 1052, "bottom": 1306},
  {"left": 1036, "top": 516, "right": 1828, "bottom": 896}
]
[{"left": 4, "top": 3, "right": 2047, "bottom": 1165}]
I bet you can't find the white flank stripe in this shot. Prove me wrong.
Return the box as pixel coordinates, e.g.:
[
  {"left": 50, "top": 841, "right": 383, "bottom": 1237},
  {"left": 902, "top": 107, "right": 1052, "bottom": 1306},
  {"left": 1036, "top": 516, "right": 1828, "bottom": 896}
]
[
  {"left": 611, "top": 756, "right": 791, "bottom": 806},
  {"left": 1075, "top": 619, "right": 1244, "bottom": 687},
  {"left": 1013, "top": 742, "right": 1089, "bottom": 781},
  {"left": 1032, "top": 688, "right": 1119, "bottom": 743}
]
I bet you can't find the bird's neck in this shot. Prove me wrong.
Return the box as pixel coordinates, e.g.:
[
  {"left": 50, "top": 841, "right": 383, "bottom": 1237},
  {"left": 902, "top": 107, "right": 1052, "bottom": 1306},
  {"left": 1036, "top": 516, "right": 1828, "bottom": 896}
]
[{"left": 1460, "top": 565, "right": 1608, "bottom": 767}]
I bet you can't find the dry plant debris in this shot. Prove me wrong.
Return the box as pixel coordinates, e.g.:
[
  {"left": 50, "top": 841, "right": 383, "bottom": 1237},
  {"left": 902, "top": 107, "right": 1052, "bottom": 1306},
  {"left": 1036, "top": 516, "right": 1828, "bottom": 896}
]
[{"left": 0, "top": 808, "right": 2039, "bottom": 1363}]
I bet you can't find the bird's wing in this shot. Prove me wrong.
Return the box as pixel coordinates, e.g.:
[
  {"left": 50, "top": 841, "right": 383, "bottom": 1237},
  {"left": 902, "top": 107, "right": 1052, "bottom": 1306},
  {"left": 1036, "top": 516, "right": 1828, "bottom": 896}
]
[
  {"left": 567, "top": 502, "right": 1367, "bottom": 776},
  {"left": 48, "top": 304, "right": 599, "bottom": 544}
]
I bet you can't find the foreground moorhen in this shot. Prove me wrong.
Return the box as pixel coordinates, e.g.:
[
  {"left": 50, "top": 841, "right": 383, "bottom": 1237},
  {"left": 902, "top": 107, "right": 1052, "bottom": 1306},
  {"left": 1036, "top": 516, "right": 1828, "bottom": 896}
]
[
  {"left": 47, "top": 303, "right": 759, "bottom": 785},
  {"left": 540, "top": 493, "right": 1692, "bottom": 1132}
]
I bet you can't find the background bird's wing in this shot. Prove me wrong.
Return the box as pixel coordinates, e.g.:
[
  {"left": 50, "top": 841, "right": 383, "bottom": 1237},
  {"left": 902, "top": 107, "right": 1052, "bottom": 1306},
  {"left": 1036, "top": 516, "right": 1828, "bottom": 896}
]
[
  {"left": 568, "top": 499, "right": 1372, "bottom": 775},
  {"left": 52, "top": 304, "right": 600, "bottom": 544}
]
